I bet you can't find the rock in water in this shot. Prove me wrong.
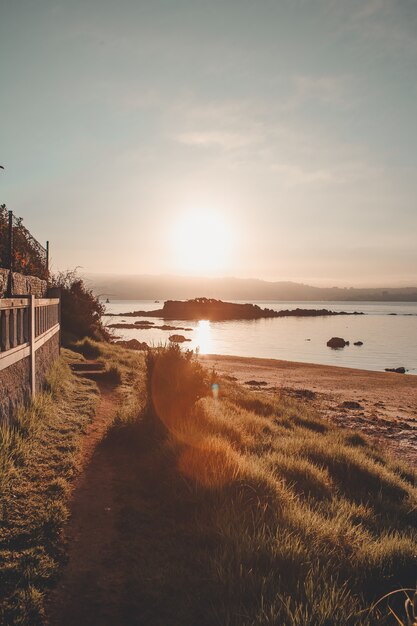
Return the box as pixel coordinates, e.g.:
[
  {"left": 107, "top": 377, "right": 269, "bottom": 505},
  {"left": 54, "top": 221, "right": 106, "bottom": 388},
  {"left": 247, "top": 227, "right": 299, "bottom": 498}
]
[
  {"left": 385, "top": 367, "right": 406, "bottom": 374},
  {"left": 354, "top": 341, "right": 363, "bottom": 346},
  {"left": 114, "top": 339, "right": 149, "bottom": 351},
  {"left": 327, "top": 337, "right": 349, "bottom": 349},
  {"left": 169, "top": 334, "right": 191, "bottom": 343}
]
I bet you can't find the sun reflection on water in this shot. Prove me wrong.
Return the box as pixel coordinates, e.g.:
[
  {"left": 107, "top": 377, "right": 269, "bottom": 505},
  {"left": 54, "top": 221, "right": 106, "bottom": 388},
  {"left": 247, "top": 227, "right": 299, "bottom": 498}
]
[{"left": 195, "top": 319, "right": 212, "bottom": 354}]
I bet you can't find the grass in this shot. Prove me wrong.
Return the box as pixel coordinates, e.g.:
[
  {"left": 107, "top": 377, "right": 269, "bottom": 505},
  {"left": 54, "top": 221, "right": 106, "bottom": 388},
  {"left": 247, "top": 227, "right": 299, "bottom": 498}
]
[
  {"left": 0, "top": 351, "right": 99, "bottom": 625},
  {"left": 0, "top": 338, "right": 147, "bottom": 625},
  {"left": 70, "top": 337, "right": 147, "bottom": 425},
  {"left": 113, "top": 344, "right": 417, "bottom": 625},
  {"left": 2, "top": 340, "right": 415, "bottom": 624}
]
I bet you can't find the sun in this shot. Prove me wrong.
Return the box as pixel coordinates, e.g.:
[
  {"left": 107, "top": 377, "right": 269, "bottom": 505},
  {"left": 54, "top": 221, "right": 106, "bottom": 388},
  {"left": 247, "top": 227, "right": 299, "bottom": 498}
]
[{"left": 172, "top": 210, "right": 233, "bottom": 274}]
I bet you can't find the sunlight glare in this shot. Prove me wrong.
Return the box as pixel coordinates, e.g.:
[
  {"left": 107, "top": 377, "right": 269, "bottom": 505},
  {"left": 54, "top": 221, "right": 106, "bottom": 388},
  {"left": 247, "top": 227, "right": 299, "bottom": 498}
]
[
  {"left": 194, "top": 319, "right": 212, "bottom": 355},
  {"left": 172, "top": 210, "right": 233, "bottom": 273}
]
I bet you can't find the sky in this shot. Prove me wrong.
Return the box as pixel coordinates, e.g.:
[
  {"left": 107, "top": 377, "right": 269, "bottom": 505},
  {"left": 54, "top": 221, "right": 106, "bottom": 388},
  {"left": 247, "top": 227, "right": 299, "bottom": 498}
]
[{"left": 1, "top": 0, "right": 417, "bottom": 286}]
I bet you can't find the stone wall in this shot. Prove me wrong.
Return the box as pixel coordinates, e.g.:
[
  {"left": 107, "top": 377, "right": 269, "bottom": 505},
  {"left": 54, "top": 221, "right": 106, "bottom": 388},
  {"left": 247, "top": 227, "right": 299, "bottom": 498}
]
[
  {"left": 35, "top": 332, "right": 60, "bottom": 392},
  {"left": 11, "top": 272, "right": 48, "bottom": 297},
  {"left": 0, "top": 269, "right": 47, "bottom": 297},
  {"left": 0, "top": 356, "right": 31, "bottom": 425},
  {"left": 0, "top": 268, "right": 9, "bottom": 296},
  {"left": 0, "top": 333, "right": 60, "bottom": 424}
]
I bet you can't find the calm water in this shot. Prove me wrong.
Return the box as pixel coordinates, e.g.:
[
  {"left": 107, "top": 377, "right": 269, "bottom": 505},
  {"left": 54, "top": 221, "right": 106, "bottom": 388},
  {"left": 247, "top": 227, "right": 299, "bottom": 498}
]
[{"left": 104, "top": 300, "right": 417, "bottom": 375}]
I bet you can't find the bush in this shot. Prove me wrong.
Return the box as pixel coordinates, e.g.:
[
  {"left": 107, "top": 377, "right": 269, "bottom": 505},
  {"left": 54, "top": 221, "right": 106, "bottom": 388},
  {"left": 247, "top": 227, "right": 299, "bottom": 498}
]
[
  {"left": 145, "top": 345, "right": 210, "bottom": 437},
  {"left": 50, "top": 270, "right": 110, "bottom": 345}
]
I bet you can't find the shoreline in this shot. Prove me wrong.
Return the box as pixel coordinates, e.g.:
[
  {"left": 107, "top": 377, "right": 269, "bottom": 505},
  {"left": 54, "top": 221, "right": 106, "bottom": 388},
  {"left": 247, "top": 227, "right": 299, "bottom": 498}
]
[
  {"left": 201, "top": 353, "right": 417, "bottom": 378},
  {"left": 200, "top": 353, "right": 417, "bottom": 465}
]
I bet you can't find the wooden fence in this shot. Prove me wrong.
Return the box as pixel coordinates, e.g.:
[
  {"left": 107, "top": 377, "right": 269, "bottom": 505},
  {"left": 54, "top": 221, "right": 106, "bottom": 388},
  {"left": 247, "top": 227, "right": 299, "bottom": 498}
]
[{"left": 0, "top": 296, "right": 60, "bottom": 397}]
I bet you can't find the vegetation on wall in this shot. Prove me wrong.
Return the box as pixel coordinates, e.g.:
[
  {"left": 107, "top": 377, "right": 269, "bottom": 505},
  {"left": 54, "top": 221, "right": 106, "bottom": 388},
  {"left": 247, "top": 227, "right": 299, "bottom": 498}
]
[{"left": 0, "top": 205, "right": 48, "bottom": 280}]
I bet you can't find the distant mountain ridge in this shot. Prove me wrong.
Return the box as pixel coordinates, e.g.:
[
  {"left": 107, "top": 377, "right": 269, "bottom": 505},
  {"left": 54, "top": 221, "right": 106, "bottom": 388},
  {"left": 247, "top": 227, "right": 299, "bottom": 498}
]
[{"left": 87, "top": 274, "right": 417, "bottom": 302}]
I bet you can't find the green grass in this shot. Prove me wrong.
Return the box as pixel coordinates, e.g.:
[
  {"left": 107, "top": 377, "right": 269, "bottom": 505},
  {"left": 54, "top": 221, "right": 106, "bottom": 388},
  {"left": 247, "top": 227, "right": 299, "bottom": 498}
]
[
  {"left": 0, "top": 351, "right": 99, "bottom": 625},
  {"left": 115, "top": 344, "right": 417, "bottom": 625},
  {"left": 69, "top": 337, "right": 147, "bottom": 425},
  {"left": 0, "top": 340, "right": 147, "bottom": 625},
  {"left": 2, "top": 341, "right": 415, "bottom": 624}
]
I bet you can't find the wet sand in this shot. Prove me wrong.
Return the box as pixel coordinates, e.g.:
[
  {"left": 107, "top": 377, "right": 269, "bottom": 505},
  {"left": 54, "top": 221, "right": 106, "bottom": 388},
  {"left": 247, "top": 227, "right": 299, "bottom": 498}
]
[{"left": 200, "top": 354, "right": 417, "bottom": 466}]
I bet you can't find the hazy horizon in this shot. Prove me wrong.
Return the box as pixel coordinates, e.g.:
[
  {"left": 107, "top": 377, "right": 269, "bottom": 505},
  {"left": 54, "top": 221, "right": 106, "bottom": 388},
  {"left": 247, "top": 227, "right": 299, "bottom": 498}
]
[
  {"left": 1, "top": 1, "right": 417, "bottom": 286},
  {"left": 86, "top": 271, "right": 417, "bottom": 291}
]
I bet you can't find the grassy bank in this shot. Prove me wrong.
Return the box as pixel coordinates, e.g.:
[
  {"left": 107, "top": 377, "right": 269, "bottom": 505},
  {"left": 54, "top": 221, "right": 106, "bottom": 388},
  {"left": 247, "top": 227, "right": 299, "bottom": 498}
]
[
  {"left": 2, "top": 341, "right": 416, "bottom": 624},
  {"left": 0, "top": 351, "right": 99, "bottom": 625},
  {"left": 116, "top": 345, "right": 417, "bottom": 625},
  {"left": 69, "top": 337, "right": 147, "bottom": 424},
  {"left": 0, "top": 339, "right": 146, "bottom": 626}
]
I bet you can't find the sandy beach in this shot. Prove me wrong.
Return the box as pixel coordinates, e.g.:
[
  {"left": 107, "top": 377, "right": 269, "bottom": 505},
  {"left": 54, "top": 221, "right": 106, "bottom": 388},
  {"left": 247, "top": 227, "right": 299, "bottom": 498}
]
[{"left": 200, "top": 354, "right": 417, "bottom": 466}]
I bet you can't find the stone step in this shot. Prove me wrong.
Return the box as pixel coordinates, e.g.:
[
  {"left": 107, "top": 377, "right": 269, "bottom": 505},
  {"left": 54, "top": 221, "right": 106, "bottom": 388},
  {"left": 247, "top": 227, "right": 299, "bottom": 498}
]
[{"left": 70, "top": 361, "right": 106, "bottom": 373}]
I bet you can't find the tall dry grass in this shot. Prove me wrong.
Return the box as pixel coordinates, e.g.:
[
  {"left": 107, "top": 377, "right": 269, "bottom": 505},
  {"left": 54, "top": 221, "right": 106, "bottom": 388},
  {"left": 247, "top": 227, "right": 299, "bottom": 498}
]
[{"left": 140, "top": 345, "right": 417, "bottom": 625}]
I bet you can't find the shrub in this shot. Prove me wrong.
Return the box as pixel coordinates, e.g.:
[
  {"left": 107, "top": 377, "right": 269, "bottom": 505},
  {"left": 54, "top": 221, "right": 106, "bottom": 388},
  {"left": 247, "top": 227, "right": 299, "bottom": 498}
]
[
  {"left": 145, "top": 345, "right": 210, "bottom": 436},
  {"left": 50, "top": 270, "right": 110, "bottom": 345}
]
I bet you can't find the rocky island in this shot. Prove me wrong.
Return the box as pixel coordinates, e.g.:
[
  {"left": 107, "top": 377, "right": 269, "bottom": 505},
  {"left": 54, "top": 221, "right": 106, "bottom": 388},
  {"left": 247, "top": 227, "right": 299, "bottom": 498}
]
[{"left": 115, "top": 297, "right": 364, "bottom": 321}]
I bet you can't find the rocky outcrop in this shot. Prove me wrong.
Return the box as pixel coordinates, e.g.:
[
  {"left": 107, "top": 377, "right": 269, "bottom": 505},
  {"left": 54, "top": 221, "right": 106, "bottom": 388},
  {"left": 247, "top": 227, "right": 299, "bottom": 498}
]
[
  {"left": 114, "top": 298, "right": 364, "bottom": 322},
  {"left": 327, "top": 337, "right": 350, "bottom": 349},
  {"left": 109, "top": 322, "right": 192, "bottom": 331}
]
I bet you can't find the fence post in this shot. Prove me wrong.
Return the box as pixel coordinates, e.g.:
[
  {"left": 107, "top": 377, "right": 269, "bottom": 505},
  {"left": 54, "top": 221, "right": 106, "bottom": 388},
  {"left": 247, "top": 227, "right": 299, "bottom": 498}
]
[
  {"left": 8, "top": 210, "right": 13, "bottom": 272},
  {"left": 1, "top": 310, "right": 10, "bottom": 351},
  {"left": 10, "top": 308, "right": 17, "bottom": 348},
  {"left": 29, "top": 295, "right": 36, "bottom": 398},
  {"left": 7, "top": 211, "right": 13, "bottom": 296},
  {"left": 47, "top": 287, "right": 61, "bottom": 354}
]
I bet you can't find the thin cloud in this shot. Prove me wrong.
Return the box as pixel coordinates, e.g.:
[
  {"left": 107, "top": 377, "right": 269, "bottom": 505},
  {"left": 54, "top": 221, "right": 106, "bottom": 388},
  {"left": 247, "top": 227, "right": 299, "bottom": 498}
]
[
  {"left": 174, "top": 130, "right": 261, "bottom": 151},
  {"left": 289, "top": 74, "right": 355, "bottom": 109},
  {"left": 270, "top": 163, "right": 338, "bottom": 187}
]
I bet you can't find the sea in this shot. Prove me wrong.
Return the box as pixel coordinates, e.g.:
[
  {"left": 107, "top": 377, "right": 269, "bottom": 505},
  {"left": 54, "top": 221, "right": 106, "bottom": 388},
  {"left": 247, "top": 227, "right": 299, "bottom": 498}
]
[{"left": 103, "top": 300, "right": 417, "bottom": 375}]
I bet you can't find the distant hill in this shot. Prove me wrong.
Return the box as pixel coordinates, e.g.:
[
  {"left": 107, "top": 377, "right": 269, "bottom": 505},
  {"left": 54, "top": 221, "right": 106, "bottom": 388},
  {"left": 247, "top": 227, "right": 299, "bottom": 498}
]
[{"left": 87, "top": 274, "right": 417, "bottom": 302}]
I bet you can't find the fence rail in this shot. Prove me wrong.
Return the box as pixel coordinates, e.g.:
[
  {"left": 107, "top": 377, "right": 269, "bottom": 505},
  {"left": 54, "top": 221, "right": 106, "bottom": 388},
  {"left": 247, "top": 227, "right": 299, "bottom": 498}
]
[{"left": 0, "top": 297, "right": 60, "bottom": 396}]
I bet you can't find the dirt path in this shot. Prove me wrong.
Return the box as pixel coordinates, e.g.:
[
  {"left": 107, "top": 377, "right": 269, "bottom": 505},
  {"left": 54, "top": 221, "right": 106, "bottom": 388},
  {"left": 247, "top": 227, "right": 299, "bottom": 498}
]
[
  {"left": 46, "top": 370, "right": 201, "bottom": 626},
  {"left": 46, "top": 371, "right": 134, "bottom": 626},
  {"left": 201, "top": 354, "right": 417, "bottom": 466}
]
